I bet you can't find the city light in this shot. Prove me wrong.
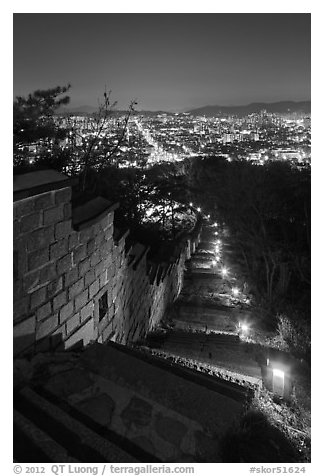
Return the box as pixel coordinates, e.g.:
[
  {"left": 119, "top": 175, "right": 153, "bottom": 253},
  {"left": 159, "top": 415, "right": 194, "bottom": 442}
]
[
  {"left": 214, "top": 231, "right": 218, "bottom": 236},
  {"left": 189, "top": 202, "right": 193, "bottom": 207},
  {"left": 197, "top": 207, "right": 201, "bottom": 212},
  {"left": 212, "top": 260, "right": 217, "bottom": 266}
]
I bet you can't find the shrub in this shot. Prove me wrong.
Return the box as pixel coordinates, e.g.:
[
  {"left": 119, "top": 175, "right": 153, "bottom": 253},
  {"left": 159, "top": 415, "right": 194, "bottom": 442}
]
[{"left": 277, "top": 314, "right": 311, "bottom": 360}]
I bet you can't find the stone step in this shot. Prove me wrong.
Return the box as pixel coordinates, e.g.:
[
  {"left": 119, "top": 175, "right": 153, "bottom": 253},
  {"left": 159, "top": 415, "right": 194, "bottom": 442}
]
[
  {"left": 14, "top": 386, "right": 141, "bottom": 463},
  {"left": 13, "top": 408, "right": 79, "bottom": 463}
]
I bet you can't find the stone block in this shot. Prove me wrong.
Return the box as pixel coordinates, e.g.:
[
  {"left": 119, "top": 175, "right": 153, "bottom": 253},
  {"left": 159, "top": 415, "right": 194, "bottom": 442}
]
[
  {"left": 36, "top": 301, "right": 52, "bottom": 322},
  {"left": 79, "top": 227, "right": 93, "bottom": 243},
  {"left": 54, "top": 219, "right": 72, "bottom": 240},
  {"left": 27, "top": 247, "right": 49, "bottom": 272},
  {"left": 46, "top": 276, "right": 63, "bottom": 298},
  {"left": 33, "top": 191, "right": 55, "bottom": 211},
  {"left": 80, "top": 301, "right": 94, "bottom": 323},
  {"left": 39, "top": 263, "right": 57, "bottom": 285},
  {"left": 72, "top": 244, "right": 87, "bottom": 265},
  {"left": 13, "top": 315, "right": 36, "bottom": 356},
  {"left": 20, "top": 212, "right": 42, "bottom": 233},
  {"left": 64, "top": 267, "right": 79, "bottom": 287},
  {"left": 154, "top": 414, "right": 187, "bottom": 446},
  {"left": 75, "top": 393, "right": 115, "bottom": 426},
  {"left": 36, "top": 314, "right": 59, "bottom": 340},
  {"left": 87, "top": 239, "right": 96, "bottom": 255},
  {"left": 13, "top": 296, "right": 30, "bottom": 321},
  {"left": 75, "top": 289, "right": 89, "bottom": 311},
  {"left": 94, "top": 231, "right": 105, "bottom": 248},
  {"left": 90, "top": 250, "right": 101, "bottom": 267},
  {"left": 50, "top": 238, "right": 68, "bottom": 260},
  {"left": 57, "top": 253, "right": 72, "bottom": 275},
  {"left": 66, "top": 312, "right": 81, "bottom": 335},
  {"left": 68, "top": 232, "right": 79, "bottom": 250},
  {"left": 59, "top": 301, "right": 74, "bottom": 324},
  {"left": 65, "top": 317, "right": 94, "bottom": 349},
  {"left": 30, "top": 287, "right": 47, "bottom": 310},
  {"left": 63, "top": 203, "right": 72, "bottom": 220},
  {"left": 44, "top": 205, "right": 65, "bottom": 226},
  {"left": 94, "top": 259, "right": 106, "bottom": 278},
  {"left": 84, "top": 269, "right": 95, "bottom": 287},
  {"left": 23, "top": 269, "right": 40, "bottom": 294},
  {"left": 53, "top": 290, "right": 67, "bottom": 311},
  {"left": 13, "top": 198, "right": 34, "bottom": 218},
  {"left": 54, "top": 187, "right": 72, "bottom": 205},
  {"left": 69, "top": 278, "right": 84, "bottom": 300},
  {"left": 121, "top": 397, "right": 152, "bottom": 430},
  {"left": 26, "top": 225, "right": 55, "bottom": 252},
  {"left": 78, "top": 258, "right": 91, "bottom": 277},
  {"left": 89, "top": 279, "right": 99, "bottom": 299}
]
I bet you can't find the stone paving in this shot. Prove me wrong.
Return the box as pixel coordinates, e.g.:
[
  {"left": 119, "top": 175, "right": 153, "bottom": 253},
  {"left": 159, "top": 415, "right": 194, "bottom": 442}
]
[{"left": 151, "top": 219, "right": 263, "bottom": 382}]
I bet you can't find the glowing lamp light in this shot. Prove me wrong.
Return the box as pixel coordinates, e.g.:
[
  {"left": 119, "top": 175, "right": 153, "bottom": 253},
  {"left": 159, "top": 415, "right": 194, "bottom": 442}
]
[
  {"left": 215, "top": 256, "right": 220, "bottom": 262},
  {"left": 217, "top": 239, "right": 221, "bottom": 245},
  {"left": 273, "top": 368, "right": 285, "bottom": 380},
  {"left": 212, "top": 260, "right": 217, "bottom": 266},
  {"left": 221, "top": 267, "right": 228, "bottom": 278},
  {"left": 241, "top": 324, "right": 249, "bottom": 333},
  {"left": 232, "top": 287, "right": 239, "bottom": 297},
  {"left": 189, "top": 202, "right": 193, "bottom": 207},
  {"left": 197, "top": 207, "right": 201, "bottom": 212},
  {"left": 214, "top": 231, "right": 218, "bottom": 236}
]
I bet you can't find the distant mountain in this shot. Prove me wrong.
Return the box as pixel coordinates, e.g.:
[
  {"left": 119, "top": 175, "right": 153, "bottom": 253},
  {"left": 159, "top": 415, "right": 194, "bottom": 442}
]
[
  {"left": 187, "top": 101, "right": 311, "bottom": 117},
  {"left": 57, "top": 105, "right": 98, "bottom": 115}
]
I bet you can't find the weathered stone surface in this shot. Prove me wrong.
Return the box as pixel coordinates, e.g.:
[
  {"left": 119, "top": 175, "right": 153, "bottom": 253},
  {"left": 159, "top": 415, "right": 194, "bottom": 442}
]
[
  {"left": 28, "top": 247, "right": 49, "bottom": 271},
  {"left": 69, "top": 278, "right": 84, "bottom": 300},
  {"left": 59, "top": 301, "right": 74, "bottom": 324},
  {"left": 121, "top": 397, "right": 153, "bottom": 429},
  {"left": 47, "top": 277, "right": 63, "bottom": 298},
  {"left": 85, "top": 269, "right": 95, "bottom": 287},
  {"left": 13, "top": 198, "right": 34, "bottom": 217},
  {"left": 194, "top": 430, "right": 220, "bottom": 462},
  {"left": 66, "top": 312, "right": 80, "bottom": 335},
  {"left": 30, "top": 287, "right": 47, "bottom": 310},
  {"left": 13, "top": 315, "right": 36, "bottom": 355},
  {"left": 57, "top": 254, "right": 72, "bottom": 275},
  {"left": 26, "top": 226, "right": 55, "bottom": 252},
  {"left": 72, "top": 245, "right": 87, "bottom": 264},
  {"left": 13, "top": 296, "right": 30, "bottom": 321},
  {"left": 20, "top": 212, "right": 42, "bottom": 233},
  {"left": 80, "top": 301, "right": 94, "bottom": 322},
  {"left": 33, "top": 192, "right": 55, "bottom": 211},
  {"left": 131, "top": 436, "right": 156, "bottom": 456},
  {"left": 54, "top": 187, "right": 71, "bottom": 205},
  {"left": 53, "top": 291, "right": 67, "bottom": 311},
  {"left": 36, "top": 314, "right": 59, "bottom": 340},
  {"left": 75, "top": 289, "right": 89, "bottom": 311},
  {"left": 89, "top": 279, "right": 99, "bottom": 299},
  {"left": 36, "top": 302, "right": 52, "bottom": 321},
  {"left": 64, "top": 267, "right": 79, "bottom": 287},
  {"left": 44, "top": 368, "right": 93, "bottom": 398},
  {"left": 55, "top": 219, "right": 72, "bottom": 240},
  {"left": 50, "top": 239, "right": 68, "bottom": 260},
  {"left": 43, "top": 206, "right": 64, "bottom": 226},
  {"left": 75, "top": 393, "right": 115, "bottom": 426}
]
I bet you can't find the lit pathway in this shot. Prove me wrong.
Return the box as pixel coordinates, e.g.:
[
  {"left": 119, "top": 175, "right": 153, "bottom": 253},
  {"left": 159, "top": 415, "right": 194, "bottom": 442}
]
[{"left": 145, "top": 218, "right": 262, "bottom": 383}]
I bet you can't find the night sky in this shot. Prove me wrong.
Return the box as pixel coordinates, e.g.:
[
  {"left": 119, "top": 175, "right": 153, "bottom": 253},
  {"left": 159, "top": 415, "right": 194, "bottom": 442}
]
[{"left": 13, "top": 13, "right": 311, "bottom": 111}]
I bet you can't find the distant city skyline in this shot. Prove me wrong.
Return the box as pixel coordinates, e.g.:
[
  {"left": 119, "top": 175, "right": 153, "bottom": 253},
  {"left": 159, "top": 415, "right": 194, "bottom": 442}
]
[{"left": 13, "top": 13, "right": 311, "bottom": 112}]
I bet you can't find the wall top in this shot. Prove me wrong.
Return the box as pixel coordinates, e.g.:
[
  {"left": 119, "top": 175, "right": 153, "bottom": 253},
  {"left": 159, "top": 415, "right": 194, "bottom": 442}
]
[{"left": 13, "top": 169, "right": 71, "bottom": 202}]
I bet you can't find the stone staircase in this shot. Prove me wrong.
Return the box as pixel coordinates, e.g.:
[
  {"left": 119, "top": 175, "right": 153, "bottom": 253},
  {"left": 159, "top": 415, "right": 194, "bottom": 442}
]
[{"left": 13, "top": 383, "right": 157, "bottom": 463}]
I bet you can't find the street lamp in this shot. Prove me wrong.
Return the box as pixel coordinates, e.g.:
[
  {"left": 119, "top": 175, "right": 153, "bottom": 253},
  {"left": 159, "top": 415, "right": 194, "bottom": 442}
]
[
  {"left": 221, "top": 267, "right": 228, "bottom": 278},
  {"left": 232, "top": 287, "right": 239, "bottom": 297}
]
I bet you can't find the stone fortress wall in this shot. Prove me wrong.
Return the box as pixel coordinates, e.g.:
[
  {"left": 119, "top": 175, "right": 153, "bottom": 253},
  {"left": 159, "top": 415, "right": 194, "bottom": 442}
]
[{"left": 13, "top": 170, "right": 201, "bottom": 356}]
